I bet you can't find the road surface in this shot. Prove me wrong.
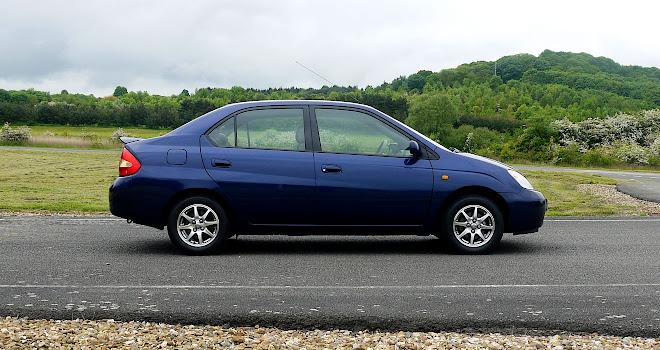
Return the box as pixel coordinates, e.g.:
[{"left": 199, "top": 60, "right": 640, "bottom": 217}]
[{"left": 0, "top": 216, "right": 659, "bottom": 337}]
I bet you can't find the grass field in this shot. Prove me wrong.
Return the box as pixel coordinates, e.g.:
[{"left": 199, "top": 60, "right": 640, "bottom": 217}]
[
  {"left": 0, "top": 149, "right": 117, "bottom": 212},
  {"left": 20, "top": 124, "right": 171, "bottom": 139},
  {"left": 0, "top": 124, "right": 172, "bottom": 150},
  {"left": 0, "top": 148, "right": 647, "bottom": 216}
]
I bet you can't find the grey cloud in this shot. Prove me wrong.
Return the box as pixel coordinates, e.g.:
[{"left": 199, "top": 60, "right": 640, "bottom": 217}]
[{"left": 0, "top": 0, "right": 659, "bottom": 97}]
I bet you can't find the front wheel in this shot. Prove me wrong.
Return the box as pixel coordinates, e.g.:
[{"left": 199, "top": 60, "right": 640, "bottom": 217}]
[
  {"left": 441, "top": 195, "right": 504, "bottom": 254},
  {"left": 167, "top": 196, "right": 229, "bottom": 254}
]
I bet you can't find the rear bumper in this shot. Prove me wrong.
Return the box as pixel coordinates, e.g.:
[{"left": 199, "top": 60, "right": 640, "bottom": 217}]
[
  {"left": 109, "top": 176, "right": 132, "bottom": 219},
  {"left": 502, "top": 189, "right": 547, "bottom": 234},
  {"left": 109, "top": 176, "right": 164, "bottom": 229}
]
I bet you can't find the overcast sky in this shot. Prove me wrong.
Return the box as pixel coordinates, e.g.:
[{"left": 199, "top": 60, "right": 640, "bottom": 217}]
[{"left": 1, "top": 0, "right": 659, "bottom": 97}]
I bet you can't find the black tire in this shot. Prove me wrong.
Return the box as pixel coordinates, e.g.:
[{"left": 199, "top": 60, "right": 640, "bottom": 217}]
[
  {"left": 440, "top": 195, "right": 504, "bottom": 254},
  {"left": 167, "top": 196, "right": 230, "bottom": 255}
]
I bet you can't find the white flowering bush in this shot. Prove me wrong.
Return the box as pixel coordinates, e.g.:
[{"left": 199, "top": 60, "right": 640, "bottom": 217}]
[
  {"left": 0, "top": 122, "right": 31, "bottom": 143},
  {"left": 318, "top": 129, "right": 361, "bottom": 154},
  {"left": 551, "top": 110, "right": 660, "bottom": 165},
  {"left": 649, "top": 137, "right": 660, "bottom": 157},
  {"left": 463, "top": 132, "right": 474, "bottom": 152},
  {"left": 110, "top": 128, "right": 132, "bottom": 143},
  {"left": 552, "top": 110, "right": 660, "bottom": 149},
  {"left": 79, "top": 131, "right": 99, "bottom": 141},
  {"left": 614, "top": 142, "right": 650, "bottom": 164},
  {"left": 253, "top": 129, "right": 297, "bottom": 150}
]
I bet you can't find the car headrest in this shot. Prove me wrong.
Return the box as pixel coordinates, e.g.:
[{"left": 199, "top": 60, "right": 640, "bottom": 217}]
[
  {"left": 215, "top": 133, "right": 229, "bottom": 147},
  {"left": 296, "top": 126, "right": 305, "bottom": 143}
]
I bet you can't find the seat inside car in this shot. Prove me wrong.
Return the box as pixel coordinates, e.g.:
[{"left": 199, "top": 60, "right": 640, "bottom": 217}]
[{"left": 296, "top": 125, "right": 305, "bottom": 150}]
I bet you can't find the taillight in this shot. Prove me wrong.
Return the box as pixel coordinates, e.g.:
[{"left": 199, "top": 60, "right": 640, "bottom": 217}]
[{"left": 119, "top": 148, "right": 141, "bottom": 176}]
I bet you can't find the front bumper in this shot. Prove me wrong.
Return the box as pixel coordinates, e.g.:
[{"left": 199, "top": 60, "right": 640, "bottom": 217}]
[{"left": 502, "top": 189, "right": 547, "bottom": 234}]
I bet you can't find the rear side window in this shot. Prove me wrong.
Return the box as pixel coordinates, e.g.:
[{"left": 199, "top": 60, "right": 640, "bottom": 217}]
[{"left": 208, "top": 108, "right": 305, "bottom": 151}]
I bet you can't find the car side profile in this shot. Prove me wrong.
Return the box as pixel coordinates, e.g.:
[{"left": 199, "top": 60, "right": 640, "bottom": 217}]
[{"left": 109, "top": 100, "right": 546, "bottom": 254}]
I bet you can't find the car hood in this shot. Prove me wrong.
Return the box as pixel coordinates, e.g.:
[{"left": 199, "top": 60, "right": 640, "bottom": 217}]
[{"left": 453, "top": 151, "right": 513, "bottom": 171}]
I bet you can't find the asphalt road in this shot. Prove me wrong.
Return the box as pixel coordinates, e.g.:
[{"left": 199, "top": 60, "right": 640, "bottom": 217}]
[
  {"left": 1, "top": 216, "right": 659, "bottom": 337},
  {"left": 516, "top": 166, "right": 660, "bottom": 203}
]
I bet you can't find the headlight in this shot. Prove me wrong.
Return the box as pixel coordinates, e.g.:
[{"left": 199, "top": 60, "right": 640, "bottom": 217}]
[{"left": 508, "top": 169, "right": 534, "bottom": 190}]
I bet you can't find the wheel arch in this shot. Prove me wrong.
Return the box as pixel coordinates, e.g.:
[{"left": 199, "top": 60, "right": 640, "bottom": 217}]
[
  {"left": 438, "top": 186, "right": 511, "bottom": 232},
  {"left": 163, "top": 188, "right": 235, "bottom": 230}
]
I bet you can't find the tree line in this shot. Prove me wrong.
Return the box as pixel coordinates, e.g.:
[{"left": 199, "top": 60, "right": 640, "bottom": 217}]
[{"left": 1, "top": 50, "right": 660, "bottom": 165}]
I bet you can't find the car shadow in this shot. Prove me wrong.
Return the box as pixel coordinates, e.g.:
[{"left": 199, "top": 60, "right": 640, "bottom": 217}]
[
  {"left": 118, "top": 235, "right": 546, "bottom": 256},
  {"left": 219, "top": 236, "right": 449, "bottom": 255}
]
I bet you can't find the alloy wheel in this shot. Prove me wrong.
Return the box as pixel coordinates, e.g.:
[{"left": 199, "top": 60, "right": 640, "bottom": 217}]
[
  {"left": 452, "top": 204, "right": 495, "bottom": 248},
  {"left": 176, "top": 204, "right": 220, "bottom": 247}
]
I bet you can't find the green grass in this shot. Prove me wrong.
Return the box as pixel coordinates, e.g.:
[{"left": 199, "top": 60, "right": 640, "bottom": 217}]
[
  {"left": 520, "top": 170, "right": 638, "bottom": 216},
  {"left": 0, "top": 149, "right": 117, "bottom": 212},
  {"left": 0, "top": 124, "right": 171, "bottom": 150},
  {"left": 0, "top": 149, "right": 646, "bottom": 215},
  {"left": 509, "top": 160, "right": 660, "bottom": 173},
  {"left": 21, "top": 124, "right": 171, "bottom": 139}
]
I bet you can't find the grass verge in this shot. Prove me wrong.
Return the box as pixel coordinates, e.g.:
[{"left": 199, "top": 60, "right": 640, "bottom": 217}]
[
  {"left": 0, "top": 149, "right": 117, "bottom": 212},
  {"left": 520, "top": 170, "right": 638, "bottom": 216},
  {"left": 18, "top": 124, "right": 171, "bottom": 139},
  {"left": 1, "top": 124, "right": 171, "bottom": 150},
  {"left": 0, "top": 149, "right": 650, "bottom": 215},
  {"left": 510, "top": 161, "right": 660, "bottom": 173}
]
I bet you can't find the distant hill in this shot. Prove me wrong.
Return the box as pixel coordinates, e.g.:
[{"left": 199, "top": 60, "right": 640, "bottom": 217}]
[{"left": 1, "top": 50, "right": 659, "bottom": 129}]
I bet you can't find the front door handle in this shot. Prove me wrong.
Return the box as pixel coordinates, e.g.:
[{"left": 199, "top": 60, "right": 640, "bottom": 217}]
[
  {"left": 321, "top": 164, "right": 342, "bottom": 173},
  {"left": 212, "top": 159, "right": 231, "bottom": 168}
]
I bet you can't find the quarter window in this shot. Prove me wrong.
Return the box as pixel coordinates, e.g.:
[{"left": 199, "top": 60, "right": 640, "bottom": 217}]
[
  {"left": 315, "top": 108, "right": 412, "bottom": 157},
  {"left": 208, "top": 108, "right": 305, "bottom": 151}
]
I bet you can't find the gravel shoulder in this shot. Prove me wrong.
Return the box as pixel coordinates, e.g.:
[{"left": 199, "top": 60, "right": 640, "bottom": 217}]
[
  {"left": 2, "top": 317, "right": 658, "bottom": 349},
  {"left": 577, "top": 184, "right": 660, "bottom": 215}
]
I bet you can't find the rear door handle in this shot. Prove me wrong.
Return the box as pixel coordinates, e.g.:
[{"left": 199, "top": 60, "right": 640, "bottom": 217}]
[
  {"left": 321, "top": 164, "right": 342, "bottom": 173},
  {"left": 212, "top": 159, "right": 231, "bottom": 168}
]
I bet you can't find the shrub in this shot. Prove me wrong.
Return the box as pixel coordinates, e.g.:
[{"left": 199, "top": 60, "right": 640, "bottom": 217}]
[
  {"left": 650, "top": 137, "right": 660, "bottom": 157},
  {"left": 253, "top": 129, "right": 297, "bottom": 150},
  {"left": 79, "top": 130, "right": 99, "bottom": 141},
  {"left": 614, "top": 142, "right": 649, "bottom": 164},
  {"left": 110, "top": 128, "right": 132, "bottom": 143},
  {"left": 554, "top": 143, "right": 583, "bottom": 165},
  {"left": 464, "top": 132, "right": 474, "bottom": 152},
  {"left": 499, "top": 142, "right": 516, "bottom": 160},
  {"left": 317, "top": 129, "right": 361, "bottom": 153},
  {"left": 0, "top": 122, "right": 31, "bottom": 143},
  {"left": 553, "top": 110, "right": 660, "bottom": 149},
  {"left": 584, "top": 148, "right": 616, "bottom": 166}
]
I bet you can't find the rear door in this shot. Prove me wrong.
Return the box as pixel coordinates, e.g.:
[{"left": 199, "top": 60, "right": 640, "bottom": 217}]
[
  {"left": 200, "top": 106, "right": 316, "bottom": 225},
  {"left": 311, "top": 107, "right": 434, "bottom": 226}
]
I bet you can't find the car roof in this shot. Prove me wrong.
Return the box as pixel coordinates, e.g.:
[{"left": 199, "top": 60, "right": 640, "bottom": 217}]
[{"left": 170, "top": 100, "right": 383, "bottom": 136}]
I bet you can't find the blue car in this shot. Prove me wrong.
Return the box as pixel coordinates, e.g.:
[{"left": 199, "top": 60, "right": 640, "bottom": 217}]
[{"left": 109, "top": 100, "right": 546, "bottom": 254}]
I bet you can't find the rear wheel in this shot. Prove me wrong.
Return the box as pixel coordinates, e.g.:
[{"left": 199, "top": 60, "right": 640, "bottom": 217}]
[
  {"left": 167, "top": 196, "right": 229, "bottom": 254},
  {"left": 441, "top": 195, "right": 503, "bottom": 254}
]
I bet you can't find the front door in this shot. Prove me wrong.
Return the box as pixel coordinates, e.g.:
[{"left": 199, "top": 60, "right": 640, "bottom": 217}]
[{"left": 312, "top": 107, "right": 434, "bottom": 226}]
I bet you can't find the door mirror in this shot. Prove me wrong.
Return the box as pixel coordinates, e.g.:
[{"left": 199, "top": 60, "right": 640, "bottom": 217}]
[{"left": 409, "top": 140, "right": 422, "bottom": 158}]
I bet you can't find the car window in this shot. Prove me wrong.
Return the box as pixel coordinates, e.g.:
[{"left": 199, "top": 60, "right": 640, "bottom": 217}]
[
  {"left": 208, "top": 108, "right": 305, "bottom": 151},
  {"left": 208, "top": 117, "right": 235, "bottom": 147},
  {"left": 315, "top": 108, "right": 412, "bottom": 157}
]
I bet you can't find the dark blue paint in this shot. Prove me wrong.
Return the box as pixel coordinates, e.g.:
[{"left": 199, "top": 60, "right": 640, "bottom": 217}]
[
  {"left": 166, "top": 149, "right": 187, "bottom": 165},
  {"left": 109, "top": 100, "right": 546, "bottom": 235}
]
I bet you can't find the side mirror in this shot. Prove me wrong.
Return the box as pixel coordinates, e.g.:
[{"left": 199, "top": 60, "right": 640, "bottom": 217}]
[{"left": 409, "top": 140, "right": 422, "bottom": 158}]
